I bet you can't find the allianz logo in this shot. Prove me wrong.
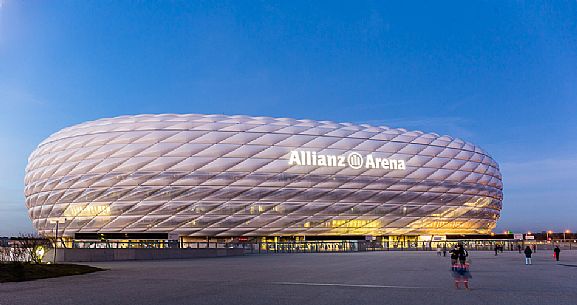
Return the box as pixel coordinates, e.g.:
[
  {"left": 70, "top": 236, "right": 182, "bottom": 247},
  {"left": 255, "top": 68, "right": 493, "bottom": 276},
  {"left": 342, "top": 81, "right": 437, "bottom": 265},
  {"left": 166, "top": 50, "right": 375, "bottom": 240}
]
[{"left": 288, "top": 150, "right": 406, "bottom": 170}]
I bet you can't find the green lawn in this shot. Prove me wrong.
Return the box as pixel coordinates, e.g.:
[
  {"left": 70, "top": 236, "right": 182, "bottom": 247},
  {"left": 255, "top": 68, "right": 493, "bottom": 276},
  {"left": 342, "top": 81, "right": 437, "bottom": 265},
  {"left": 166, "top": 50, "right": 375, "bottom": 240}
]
[{"left": 0, "top": 263, "right": 104, "bottom": 282}]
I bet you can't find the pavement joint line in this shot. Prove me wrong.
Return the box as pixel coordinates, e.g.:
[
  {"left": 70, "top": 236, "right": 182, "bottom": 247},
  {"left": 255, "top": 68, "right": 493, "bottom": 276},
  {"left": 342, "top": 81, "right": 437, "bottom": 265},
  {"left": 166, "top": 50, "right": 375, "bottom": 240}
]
[{"left": 271, "top": 282, "right": 432, "bottom": 289}]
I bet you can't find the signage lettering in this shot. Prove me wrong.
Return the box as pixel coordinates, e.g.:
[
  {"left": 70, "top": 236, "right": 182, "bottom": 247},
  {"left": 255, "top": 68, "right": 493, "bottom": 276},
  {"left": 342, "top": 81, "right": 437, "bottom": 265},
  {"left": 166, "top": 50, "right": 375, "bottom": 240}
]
[{"left": 288, "top": 150, "right": 406, "bottom": 170}]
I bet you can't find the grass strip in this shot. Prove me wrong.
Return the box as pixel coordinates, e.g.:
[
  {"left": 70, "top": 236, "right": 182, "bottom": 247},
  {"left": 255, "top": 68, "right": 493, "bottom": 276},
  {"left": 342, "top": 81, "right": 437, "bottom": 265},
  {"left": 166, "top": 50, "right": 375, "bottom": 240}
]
[{"left": 0, "top": 263, "right": 104, "bottom": 282}]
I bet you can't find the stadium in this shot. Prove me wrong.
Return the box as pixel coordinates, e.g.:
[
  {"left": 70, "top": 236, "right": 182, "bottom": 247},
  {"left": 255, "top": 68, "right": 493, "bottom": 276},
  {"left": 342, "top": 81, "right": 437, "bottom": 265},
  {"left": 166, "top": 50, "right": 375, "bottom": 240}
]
[{"left": 24, "top": 114, "right": 503, "bottom": 244}]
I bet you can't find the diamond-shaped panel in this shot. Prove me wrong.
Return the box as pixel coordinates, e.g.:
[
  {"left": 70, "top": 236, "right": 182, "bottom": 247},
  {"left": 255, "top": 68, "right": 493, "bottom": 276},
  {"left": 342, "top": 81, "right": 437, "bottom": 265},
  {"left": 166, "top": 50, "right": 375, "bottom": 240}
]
[{"left": 24, "top": 114, "right": 503, "bottom": 237}]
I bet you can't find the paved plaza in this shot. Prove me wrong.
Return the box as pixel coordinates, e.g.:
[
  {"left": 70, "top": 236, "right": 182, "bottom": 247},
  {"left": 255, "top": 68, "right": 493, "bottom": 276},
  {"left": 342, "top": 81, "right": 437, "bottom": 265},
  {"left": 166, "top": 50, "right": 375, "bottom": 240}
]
[{"left": 1, "top": 250, "right": 576, "bottom": 305}]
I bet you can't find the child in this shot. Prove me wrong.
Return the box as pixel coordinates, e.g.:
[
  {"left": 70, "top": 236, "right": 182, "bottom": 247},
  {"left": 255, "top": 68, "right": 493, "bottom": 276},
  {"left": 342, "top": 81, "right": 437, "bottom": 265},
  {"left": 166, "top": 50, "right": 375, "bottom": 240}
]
[{"left": 451, "top": 262, "right": 472, "bottom": 289}]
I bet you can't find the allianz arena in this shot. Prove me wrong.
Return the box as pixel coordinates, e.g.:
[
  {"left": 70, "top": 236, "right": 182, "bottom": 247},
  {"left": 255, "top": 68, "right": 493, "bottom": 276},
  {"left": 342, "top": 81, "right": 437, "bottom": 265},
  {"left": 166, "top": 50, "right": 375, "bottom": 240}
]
[{"left": 24, "top": 114, "right": 503, "bottom": 240}]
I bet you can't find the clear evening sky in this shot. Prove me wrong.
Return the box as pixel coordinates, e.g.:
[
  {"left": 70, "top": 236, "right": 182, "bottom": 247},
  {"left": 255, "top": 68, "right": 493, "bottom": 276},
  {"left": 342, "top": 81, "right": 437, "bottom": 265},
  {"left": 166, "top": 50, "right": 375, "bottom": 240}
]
[{"left": 1, "top": 1, "right": 576, "bottom": 236}]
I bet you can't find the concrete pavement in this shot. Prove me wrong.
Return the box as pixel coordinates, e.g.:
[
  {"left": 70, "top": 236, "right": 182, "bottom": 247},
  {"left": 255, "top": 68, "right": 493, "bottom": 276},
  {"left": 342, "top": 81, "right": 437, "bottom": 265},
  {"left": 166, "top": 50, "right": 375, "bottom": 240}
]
[{"left": 1, "top": 250, "right": 576, "bottom": 305}]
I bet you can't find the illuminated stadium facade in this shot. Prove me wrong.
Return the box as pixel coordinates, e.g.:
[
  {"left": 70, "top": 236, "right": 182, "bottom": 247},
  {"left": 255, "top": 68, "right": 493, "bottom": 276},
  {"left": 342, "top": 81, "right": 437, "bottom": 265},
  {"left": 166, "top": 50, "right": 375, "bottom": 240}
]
[{"left": 24, "top": 114, "right": 503, "bottom": 241}]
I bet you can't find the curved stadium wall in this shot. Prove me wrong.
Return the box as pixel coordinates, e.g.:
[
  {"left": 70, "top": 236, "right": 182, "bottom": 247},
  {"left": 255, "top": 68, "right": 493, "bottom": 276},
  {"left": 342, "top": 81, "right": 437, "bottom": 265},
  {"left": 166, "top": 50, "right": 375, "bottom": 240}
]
[{"left": 24, "top": 114, "right": 503, "bottom": 238}]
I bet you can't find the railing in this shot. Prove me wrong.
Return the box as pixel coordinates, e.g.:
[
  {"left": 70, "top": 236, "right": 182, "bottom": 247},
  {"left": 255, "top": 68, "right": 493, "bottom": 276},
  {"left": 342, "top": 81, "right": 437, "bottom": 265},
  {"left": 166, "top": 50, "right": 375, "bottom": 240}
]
[
  {"left": 65, "top": 240, "right": 564, "bottom": 253},
  {"left": 6, "top": 239, "right": 572, "bottom": 255}
]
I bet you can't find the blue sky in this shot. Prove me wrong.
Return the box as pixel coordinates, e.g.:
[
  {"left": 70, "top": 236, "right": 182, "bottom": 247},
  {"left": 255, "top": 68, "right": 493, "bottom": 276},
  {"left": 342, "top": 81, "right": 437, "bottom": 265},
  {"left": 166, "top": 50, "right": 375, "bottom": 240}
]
[{"left": 1, "top": 1, "right": 576, "bottom": 235}]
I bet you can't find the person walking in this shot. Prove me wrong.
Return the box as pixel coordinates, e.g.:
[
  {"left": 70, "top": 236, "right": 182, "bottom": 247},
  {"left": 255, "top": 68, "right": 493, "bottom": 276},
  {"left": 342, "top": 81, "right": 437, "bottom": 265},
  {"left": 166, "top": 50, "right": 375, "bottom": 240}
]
[
  {"left": 437, "top": 246, "right": 442, "bottom": 256},
  {"left": 494, "top": 244, "right": 499, "bottom": 256},
  {"left": 450, "top": 246, "right": 459, "bottom": 265},
  {"left": 524, "top": 246, "right": 533, "bottom": 265},
  {"left": 517, "top": 244, "right": 522, "bottom": 253},
  {"left": 554, "top": 245, "right": 561, "bottom": 261},
  {"left": 442, "top": 244, "right": 447, "bottom": 257},
  {"left": 458, "top": 244, "right": 468, "bottom": 264}
]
